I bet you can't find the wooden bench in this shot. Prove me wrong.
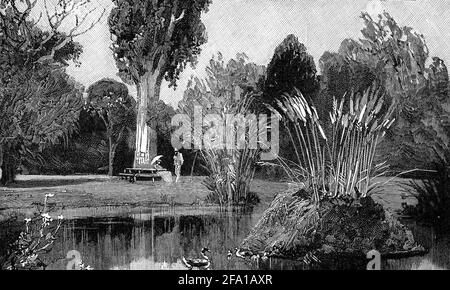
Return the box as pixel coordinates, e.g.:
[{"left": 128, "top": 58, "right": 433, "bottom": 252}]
[{"left": 119, "top": 167, "right": 165, "bottom": 183}]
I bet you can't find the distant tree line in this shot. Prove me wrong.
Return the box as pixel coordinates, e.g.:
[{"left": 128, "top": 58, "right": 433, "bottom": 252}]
[
  {"left": 0, "top": 0, "right": 104, "bottom": 184},
  {"left": 178, "top": 12, "right": 449, "bottom": 176},
  {"left": 2, "top": 1, "right": 448, "bottom": 183}
]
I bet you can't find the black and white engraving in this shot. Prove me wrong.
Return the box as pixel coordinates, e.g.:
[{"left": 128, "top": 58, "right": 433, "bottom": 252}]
[{"left": 0, "top": 0, "right": 449, "bottom": 272}]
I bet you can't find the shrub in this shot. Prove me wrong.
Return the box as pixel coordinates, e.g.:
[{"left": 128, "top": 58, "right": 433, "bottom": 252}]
[
  {"left": 401, "top": 148, "right": 450, "bottom": 224},
  {"left": 1, "top": 194, "right": 63, "bottom": 270}
]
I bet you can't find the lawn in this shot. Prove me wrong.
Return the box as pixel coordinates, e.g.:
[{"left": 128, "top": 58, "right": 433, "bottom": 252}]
[{"left": 0, "top": 175, "right": 415, "bottom": 218}]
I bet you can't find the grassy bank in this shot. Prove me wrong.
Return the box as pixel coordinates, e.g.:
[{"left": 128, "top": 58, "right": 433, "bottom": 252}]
[
  {"left": 0, "top": 175, "right": 418, "bottom": 218},
  {"left": 0, "top": 175, "right": 288, "bottom": 214}
]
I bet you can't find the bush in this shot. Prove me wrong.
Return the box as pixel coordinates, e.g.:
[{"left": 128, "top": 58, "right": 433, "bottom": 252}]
[
  {"left": 401, "top": 148, "right": 450, "bottom": 225},
  {"left": 1, "top": 194, "right": 63, "bottom": 270}
]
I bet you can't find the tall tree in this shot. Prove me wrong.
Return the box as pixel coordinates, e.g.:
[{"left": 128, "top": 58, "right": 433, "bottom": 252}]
[
  {"left": 262, "top": 34, "right": 319, "bottom": 105},
  {"left": 326, "top": 12, "right": 450, "bottom": 169},
  {"left": 258, "top": 35, "right": 319, "bottom": 165},
  {"left": 86, "top": 79, "right": 136, "bottom": 176},
  {"left": 108, "top": 0, "right": 211, "bottom": 167},
  {"left": 0, "top": 0, "right": 104, "bottom": 184},
  {"left": 357, "top": 12, "right": 448, "bottom": 168}
]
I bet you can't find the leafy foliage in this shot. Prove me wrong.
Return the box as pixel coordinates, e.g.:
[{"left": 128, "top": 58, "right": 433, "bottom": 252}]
[
  {"left": 319, "top": 12, "right": 450, "bottom": 171},
  {"left": 85, "top": 79, "right": 135, "bottom": 175},
  {"left": 147, "top": 99, "right": 176, "bottom": 169},
  {"left": 108, "top": 0, "right": 211, "bottom": 88},
  {"left": 318, "top": 51, "right": 377, "bottom": 115},
  {"left": 179, "top": 53, "right": 266, "bottom": 115},
  {"left": 255, "top": 35, "right": 320, "bottom": 172},
  {"left": 108, "top": 0, "right": 211, "bottom": 163},
  {"left": 147, "top": 100, "right": 176, "bottom": 139},
  {"left": 1, "top": 194, "right": 64, "bottom": 270},
  {"left": 25, "top": 133, "right": 110, "bottom": 175},
  {"left": 401, "top": 148, "right": 450, "bottom": 224},
  {"left": 179, "top": 54, "right": 266, "bottom": 205},
  {"left": 1, "top": 67, "right": 84, "bottom": 183},
  {"left": 0, "top": 0, "right": 102, "bottom": 183}
]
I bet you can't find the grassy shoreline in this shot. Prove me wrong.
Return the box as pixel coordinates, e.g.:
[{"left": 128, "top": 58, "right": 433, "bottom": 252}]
[
  {"left": 0, "top": 175, "right": 288, "bottom": 214},
  {"left": 0, "top": 175, "right": 416, "bottom": 218}
]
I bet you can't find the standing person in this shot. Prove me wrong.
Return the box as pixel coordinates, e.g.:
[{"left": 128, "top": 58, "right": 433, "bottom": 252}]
[{"left": 173, "top": 149, "right": 184, "bottom": 183}]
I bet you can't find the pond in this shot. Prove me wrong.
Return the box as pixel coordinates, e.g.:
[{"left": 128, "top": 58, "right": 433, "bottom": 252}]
[{"left": 41, "top": 206, "right": 450, "bottom": 270}]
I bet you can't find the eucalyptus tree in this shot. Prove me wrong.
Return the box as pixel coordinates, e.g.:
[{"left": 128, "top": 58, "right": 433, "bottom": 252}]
[{"left": 108, "top": 0, "right": 211, "bottom": 167}]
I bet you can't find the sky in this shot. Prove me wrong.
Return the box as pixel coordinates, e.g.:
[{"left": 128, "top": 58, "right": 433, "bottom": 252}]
[{"left": 40, "top": 0, "right": 450, "bottom": 107}]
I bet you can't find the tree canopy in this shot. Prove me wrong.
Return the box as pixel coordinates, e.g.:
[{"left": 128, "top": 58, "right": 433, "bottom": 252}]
[
  {"left": 262, "top": 34, "right": 319, "bottom": 104},
  {"left": 319, "top": 51, "right": 377, "bottom": 102},
  {"left": 86, "top": 78, "right": 135, "bottom": 133},
  {"left": 0, "top": 0, "right": 104, "bottom": 73},
  {"left": 108, "top": 0, "right": 212, "bottom": 90},
  {"left": 179, "top": 52, "right": 266, "bottom": 116},
  {"left": 86, "top": 78, "right": 135, "bottom": 175}
]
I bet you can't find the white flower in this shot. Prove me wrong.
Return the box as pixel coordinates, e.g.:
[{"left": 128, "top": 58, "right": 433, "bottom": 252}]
[
  {"left": 41, "top": 213, "right": 51, "bottom": 219},
  {"left": 24, "top": 218, "right": 31, "bottom": 223},
  {"left": 58, "top": 215, "right": 64, "bottom": 220},
  {"left": 45, "top": 193, "right": 55, "bottom": 198}
]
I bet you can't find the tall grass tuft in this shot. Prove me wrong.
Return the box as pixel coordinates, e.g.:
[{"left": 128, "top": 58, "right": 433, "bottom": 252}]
[
  {"left": 270, "top": 85, "right": 395, "bottom": 203},
  {"left": 401, "top": 148, "right": 450, "bottom": 224},
  {"left": 201, "top": 95, "right": 261, "bottom": 206}
]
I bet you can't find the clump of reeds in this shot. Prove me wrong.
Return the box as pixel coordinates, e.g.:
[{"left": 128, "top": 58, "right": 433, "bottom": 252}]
[
  {"left": 327, "top": 86, "right": 395, "bottom": 198},
  {"left": 201, "top": 95, "right": 261, "bottom": 206},
  {"left": 269, "top": 85, "right": 395, "bottom": 203}
]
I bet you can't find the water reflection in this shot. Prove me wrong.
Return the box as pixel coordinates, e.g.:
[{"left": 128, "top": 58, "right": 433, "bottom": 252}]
[
  {"left": 43, "top": 207, "right": 449, "bottom": 270},
  {"left": 47, "top": 207, "right": 262, "bottom": 270}
]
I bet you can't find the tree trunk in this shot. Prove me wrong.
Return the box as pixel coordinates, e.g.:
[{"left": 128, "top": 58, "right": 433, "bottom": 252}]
[
  {"left": 0, "top": 146, "right": 17, "bottom": 185},
  {"left": 134, "top": 72, "right": 161, "bottom": 168}
]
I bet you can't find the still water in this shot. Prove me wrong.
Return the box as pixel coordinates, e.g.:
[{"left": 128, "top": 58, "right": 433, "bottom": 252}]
[{"left": 45, "top": 206, "right": 449, "bottom": 270}]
